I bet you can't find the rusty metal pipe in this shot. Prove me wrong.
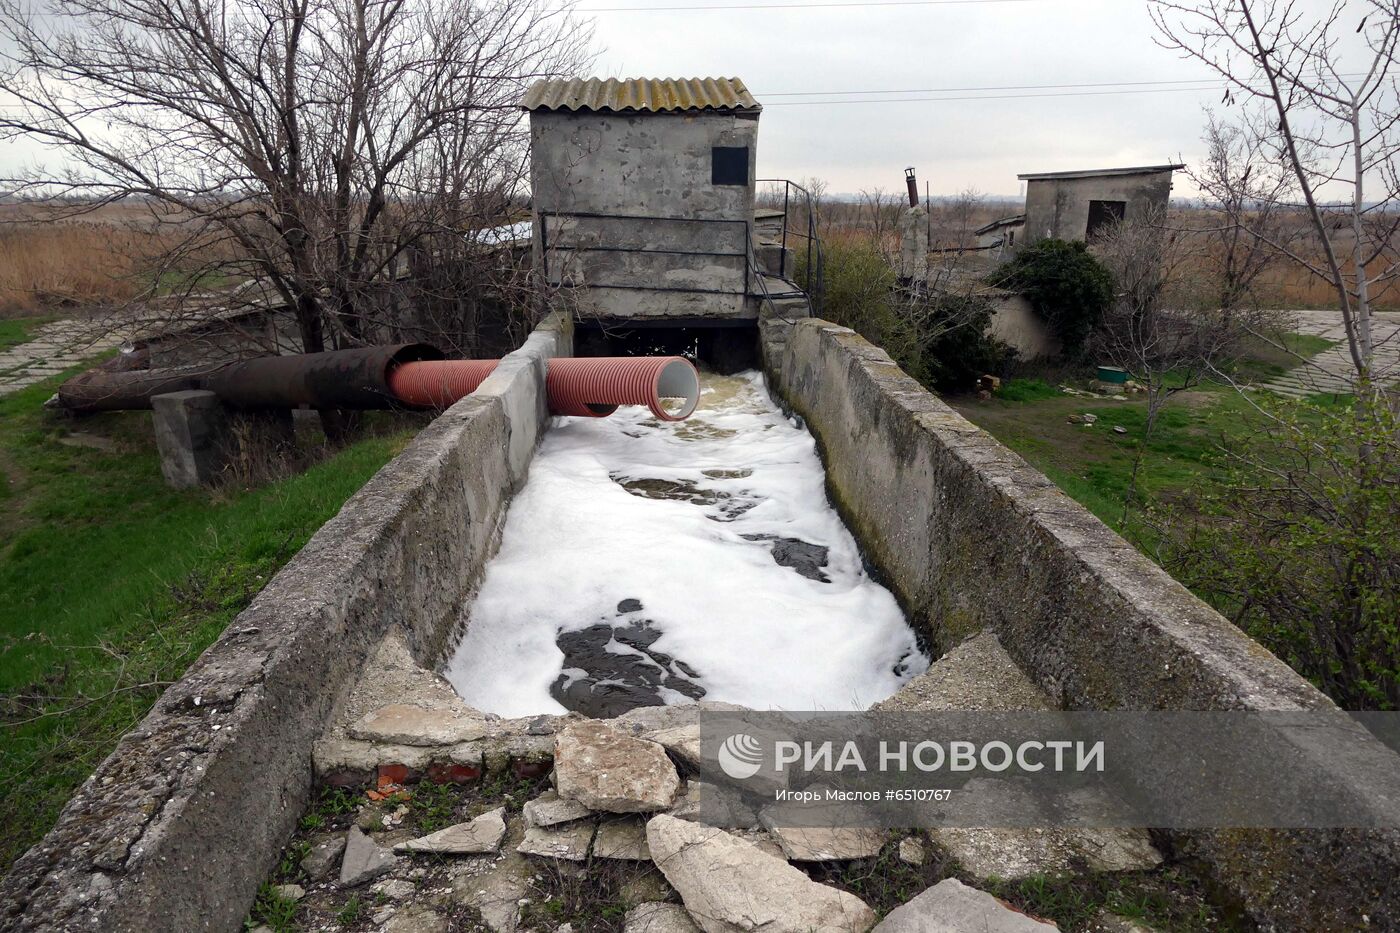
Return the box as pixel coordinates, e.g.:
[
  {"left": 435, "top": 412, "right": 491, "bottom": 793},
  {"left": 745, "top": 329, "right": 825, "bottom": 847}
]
[
  {"left": 56, "top": 347, "right": 700, "bottom": 422},
  {"left": 389, "top": 356, "right": 700, "bottom": 421},
  {"left": 56, "top": 344, "right": 443, "bottom": 414}
]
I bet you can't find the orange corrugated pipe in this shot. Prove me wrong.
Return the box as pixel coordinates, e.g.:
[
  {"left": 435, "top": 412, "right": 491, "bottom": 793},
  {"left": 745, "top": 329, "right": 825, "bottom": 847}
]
[{"left": 387, "top": 357, "right": 700, "bottom": 422}]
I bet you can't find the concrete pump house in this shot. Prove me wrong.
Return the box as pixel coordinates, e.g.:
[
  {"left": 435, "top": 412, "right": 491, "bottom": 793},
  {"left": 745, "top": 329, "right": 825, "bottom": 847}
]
[{"left": 522, "top": 77, "right": 762, "bottom": 322}]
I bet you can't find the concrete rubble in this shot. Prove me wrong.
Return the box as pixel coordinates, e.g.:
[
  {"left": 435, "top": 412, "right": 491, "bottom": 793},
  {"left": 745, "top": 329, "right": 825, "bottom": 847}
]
[
  {"left": 300, "top": 834, "right": 347, "bottom": 880},
  {"left": 340, "top": 826, "right": 399, "bottom": 887},
  {"left": 875, "top": 631, "right": 1162, "bottom": 882},
  {"left": 554, "top": 720, "right": 681, "bottom": 813},
  {"left": 645, "top": 814, "right": 877, "bottom": 933},
  {"left": 594, "top": 818, "right": 652, "bottom": 860},
  {"left": 625, "top": 902, "right": 702, "bottom": 933},
  {"left": 872, "top": 878, "right": 1058, "bottom": 932},
  {"left": 759, "top": 821, "right": 887, "bottom": 862},
  {"left": 395, "top": 807, "right": 507, "bottom": 854},
  {"left": 668, "top": 781, "right": 759, "bottom": 829},
  {"left": 523, "top": 789, "right": 594, "bottom": 827},
  {"left": 517, "top": 821, "right": 596, "bottom": 861},
  {"left": 929, "top": 824, "right": 1162, "bottom": 882},
  {"left": 314, "top": 631, "right": 566, "bottom": 785},
  {"left": 350, "top": 702, "right": 489, "bottom": 746}
]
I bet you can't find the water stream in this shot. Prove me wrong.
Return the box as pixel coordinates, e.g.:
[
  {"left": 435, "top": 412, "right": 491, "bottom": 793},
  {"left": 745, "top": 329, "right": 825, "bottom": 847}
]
[{"left": 444, "top": 371, "right": 928, "bottom": 717}]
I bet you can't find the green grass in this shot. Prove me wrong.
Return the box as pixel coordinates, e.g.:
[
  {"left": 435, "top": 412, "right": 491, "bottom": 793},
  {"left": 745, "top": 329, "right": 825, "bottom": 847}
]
[
  {"left": 1223, "top": 331, "right": 1336, "bottom": 382},
  {"left": 247, "top": 882, "right": 301, "bottom": 933},
  {"left": 0, "top": 316, "right": 55, "bottom": 352},
  {"left": 951, "top": 389, "right": 1244, "bottom": 542},
  {"left": 952, "top": 336, "right": 1347, "bottom": 557},
  {"left": 994, "top": 378, "right": 1063, "bottom": 402},
  {"left": 0, "top": 369, "right": 415, "bottom": 871}
]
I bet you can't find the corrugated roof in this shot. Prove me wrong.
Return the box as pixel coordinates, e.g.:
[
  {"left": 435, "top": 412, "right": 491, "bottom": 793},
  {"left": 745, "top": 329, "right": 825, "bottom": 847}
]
[
  {"left": 1018, "top": 164, "right": 1185, "bottom": 181},
  {"left": 520, "top": 77, "right": 760, "bottom": 113}
]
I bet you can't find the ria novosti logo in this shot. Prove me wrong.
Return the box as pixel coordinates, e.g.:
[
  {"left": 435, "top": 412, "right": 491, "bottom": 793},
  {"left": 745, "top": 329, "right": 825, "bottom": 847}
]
[
  {"left": 717, "top": 733, "right": 764, "bottom": 780},
  {"left": 714, "top": 731, "right": 1106, "bottom": 780}
]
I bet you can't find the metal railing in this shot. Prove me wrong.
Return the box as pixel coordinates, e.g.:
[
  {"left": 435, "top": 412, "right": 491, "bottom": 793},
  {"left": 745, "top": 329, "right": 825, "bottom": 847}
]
[{"left": 756, "top": 178, "right": 825, "bottom": 317}]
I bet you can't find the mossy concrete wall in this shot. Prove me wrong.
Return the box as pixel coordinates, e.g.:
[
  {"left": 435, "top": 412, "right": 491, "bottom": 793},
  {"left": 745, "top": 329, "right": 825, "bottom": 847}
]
[
  {"left": 0, "top": 314, "right": 572, "bottom": 933},
  {"left": 761, "top": 316, "right": 1400, "bottom": 927}
]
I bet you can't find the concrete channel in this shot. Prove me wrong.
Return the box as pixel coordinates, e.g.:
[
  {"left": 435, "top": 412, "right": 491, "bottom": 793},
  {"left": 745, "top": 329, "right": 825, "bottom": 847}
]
[{"left": 4, "top": 311, "right": 1399, "bottom": 931}]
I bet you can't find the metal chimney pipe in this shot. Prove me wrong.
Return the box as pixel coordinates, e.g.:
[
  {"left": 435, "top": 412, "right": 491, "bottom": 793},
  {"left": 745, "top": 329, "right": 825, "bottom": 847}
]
[{"left": 904, "top": 167, "right": 919, "bottom": 208}]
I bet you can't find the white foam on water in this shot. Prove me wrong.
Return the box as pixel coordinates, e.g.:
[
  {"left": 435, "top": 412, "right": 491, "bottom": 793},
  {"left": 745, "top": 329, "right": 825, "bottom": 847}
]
[{"left": 444, "top": 371, "right": 929, "bottom": 717}]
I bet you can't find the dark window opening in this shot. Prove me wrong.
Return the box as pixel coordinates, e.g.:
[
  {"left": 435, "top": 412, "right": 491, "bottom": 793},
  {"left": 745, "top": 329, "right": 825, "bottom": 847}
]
[
  {"left": 712, "top": 146, "right": 749, "bottom": 186},
  {"left": 1086, "top": 200, "right": 1126, "bottom": 239}
]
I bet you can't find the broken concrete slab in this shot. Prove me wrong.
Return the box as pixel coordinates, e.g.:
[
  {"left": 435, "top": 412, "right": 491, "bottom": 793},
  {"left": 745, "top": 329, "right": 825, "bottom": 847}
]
[
  {"left": 555, "top": 721, "right": 680, "bottom": 813},
  {"left": 731, "top": 829, "right": 788, "bottom": 862},
  {"left": 645, "top": 814, "right": 876, "bottom": 933},
  {"left": 612, "top": 701, "right": 749, "bottom": 736},
  {"left": 871, "top": 632, "right": 1051, "bottom": 713},
  {"left": 523, "top": 790, "right": 594, "bottom": 828},
  {"left": 872, "top": 878, "right": 1057, "bottom": 932},
  {"left": 447, "top": 819, "right": 538, "bottom": 933},
  {"left": 301, "top": 834, "right": 348, "bottom": 881},
  {"left": 595, "top": 818, "right": 652, "bottom": 860},
  {"left": 395, "top": 807, "right": 507, "bottom": 854},
  {"left": 927, "top": 825, "right": 1161, "bottom": 882},
  {"left": 518, "top": 821, "right": 596, "bottom": 861},
  {"left": 646, "top": 724, "right": 702, "bottom": 771},
  {"left": 624, "top": 903, "right": 700, "bottom": 933},
  {"left": 668, "top": 781, "right": 759, "bottom": 830},
  {"left": 759, "top": 822, "right": 887, "bottom": 862},
  {"left": 340, "top": 826, "right": 398, "bottom": 887},
  {"left": 350, "top": 703, "right": 488, "bottom": 746}
]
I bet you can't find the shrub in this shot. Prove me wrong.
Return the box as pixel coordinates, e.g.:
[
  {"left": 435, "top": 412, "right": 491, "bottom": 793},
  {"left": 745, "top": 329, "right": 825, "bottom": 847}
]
[
  {"left": 912, "top": 292, "right": 1016, "bottom": 393},
  {"left": 1164, "top": 398, "right": 1400, "bottom": 710},
  {"left": 993, "top": 239, "right": 1114, "bottom": 354},
  {"left": 817, "top": 237, "right": 1013, "bottom": 393}
]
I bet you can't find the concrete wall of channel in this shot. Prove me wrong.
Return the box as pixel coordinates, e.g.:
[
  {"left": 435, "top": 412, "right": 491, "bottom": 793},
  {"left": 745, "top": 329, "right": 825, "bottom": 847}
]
[
  {"left": 529, "top": 110, "right": 759, "bottom": 321},
  {"left": 760, "top": 315, "right": 1400, "bottom": 928},
  {"left": 0, "top": 314, "right": 574, "bottom": 933}
]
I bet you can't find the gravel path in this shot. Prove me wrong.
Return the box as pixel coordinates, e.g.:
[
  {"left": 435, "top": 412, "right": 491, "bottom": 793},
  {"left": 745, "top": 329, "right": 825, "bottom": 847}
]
[{"left": 0, "top": 317, "right": 133, "bottom": 397}]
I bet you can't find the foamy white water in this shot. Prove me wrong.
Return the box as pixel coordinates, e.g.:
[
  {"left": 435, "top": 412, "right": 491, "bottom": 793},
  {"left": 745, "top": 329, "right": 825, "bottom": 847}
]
[{"left": 444, "top": 371, "right": 928, "bottom": 717}]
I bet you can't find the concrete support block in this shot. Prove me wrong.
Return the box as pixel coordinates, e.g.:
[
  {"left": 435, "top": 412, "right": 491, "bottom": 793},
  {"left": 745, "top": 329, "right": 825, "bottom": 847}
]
[
  {"left": 756, "top": 244, "right": 794, "bottom": 279},
  {"left": 151, "top": 390, "right": 229, "bottom": 489}
]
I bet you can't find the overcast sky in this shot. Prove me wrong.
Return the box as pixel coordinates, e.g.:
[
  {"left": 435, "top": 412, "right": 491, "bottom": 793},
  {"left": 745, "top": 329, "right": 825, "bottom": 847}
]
[
  {"left": 580, "top": 0, "right": 1253, "bottom": 198},
  {"left": 1, "top": 0, "right": 1379, "bottom": 200}
]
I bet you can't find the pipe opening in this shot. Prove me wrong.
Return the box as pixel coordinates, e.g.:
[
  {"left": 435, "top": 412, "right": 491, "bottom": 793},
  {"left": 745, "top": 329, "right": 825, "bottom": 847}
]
[{"left": 653, "top": 358, "right": 700, "bottom": 420}]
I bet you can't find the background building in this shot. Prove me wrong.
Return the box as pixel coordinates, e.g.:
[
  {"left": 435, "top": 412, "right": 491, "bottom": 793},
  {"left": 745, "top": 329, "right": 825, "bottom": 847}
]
[
  {"left": 1017, "top": 164, "right": 1184, "bottom": 245},
  {"left": 523, "top": 77, "right": 762, "bottom": 323}
]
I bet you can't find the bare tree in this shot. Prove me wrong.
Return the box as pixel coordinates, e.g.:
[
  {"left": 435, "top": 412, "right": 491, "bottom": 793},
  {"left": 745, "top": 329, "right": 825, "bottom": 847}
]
[
  {"left": 800, "top": 176, "right": 831, "bottom": 239},
  {"left": 0, "top": 0, "right": 590, "bottom": 430},
  {"left": 858, "top": 186, "right": 901, "bottom": 253},
  {"left": 1093, "top": 207, "right": 1274, "bottom": 512},
  {"left": 1188, "top": 111, "right": 1300, "bottom": 315},
  {"left": 1149, "top": 0, "right": 1400, "bottom": 392}
]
